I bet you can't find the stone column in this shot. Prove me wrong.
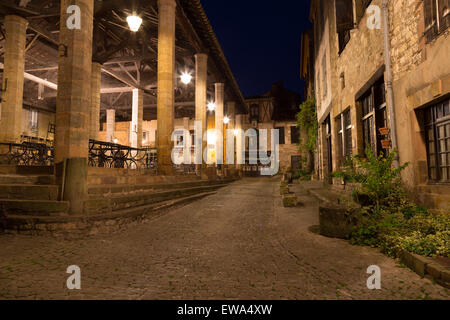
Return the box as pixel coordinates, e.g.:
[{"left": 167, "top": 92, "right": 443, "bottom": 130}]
[
  {"left": 55, "top": 0, "right": 94, "bottom": 215},
  {"left": 89, "top": 61, "right": 101, "bottom": 140},
  {"left": 195, "top": 53, "right": 208, "bottom": 175},
  {"left": 106, "top": 109, "right": 115, "bottom": 143},
  {"left": 0, "top": 16, "right": 28, "bottom": 143},
  {"left": 235, "top": 114, "right": 244, "bottom": 173},
  {"left": 183, "top": 117, "right": 190, "bottom": 131},
  {"left": 215, "top": 83, "right": 224, "bottom": 167},
  {"left": 131, "top": 89, "right": 143, "bottom": 148},
  {"left": 157, "top": 0, "right": 176, "bottom": 175},
  {"left": 226, "top": 101, "right": 236, "bottom": 168}
]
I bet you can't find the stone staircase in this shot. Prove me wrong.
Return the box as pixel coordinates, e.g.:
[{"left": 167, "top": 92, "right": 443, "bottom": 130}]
[
  {"left": 0, "top": 166, "right": 235, "bottom": 236},
  {"left": 0, "top": 166, "right": 65, "bottom": 216}
]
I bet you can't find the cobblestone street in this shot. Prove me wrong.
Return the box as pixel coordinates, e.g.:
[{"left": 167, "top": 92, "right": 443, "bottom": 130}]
[{"left": 0, "top": 178, "right": 448, "bottom": 300}]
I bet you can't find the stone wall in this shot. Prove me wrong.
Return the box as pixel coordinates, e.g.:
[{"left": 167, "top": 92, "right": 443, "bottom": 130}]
[{"left": 311, "top": 0, "right": 450, "bottom": 209}]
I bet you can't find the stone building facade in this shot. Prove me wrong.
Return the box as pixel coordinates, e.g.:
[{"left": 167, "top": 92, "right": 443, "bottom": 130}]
[
  {"left": 240, "top": 82, "right": 303, "bottom": 174},
  {"left": 306, "top": 0, "right": 450, "bottom": 209}
]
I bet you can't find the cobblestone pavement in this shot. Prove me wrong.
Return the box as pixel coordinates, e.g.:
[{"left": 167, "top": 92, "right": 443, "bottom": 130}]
[{"left": 0, "top": 178, "right": 449, "bottom": 300}]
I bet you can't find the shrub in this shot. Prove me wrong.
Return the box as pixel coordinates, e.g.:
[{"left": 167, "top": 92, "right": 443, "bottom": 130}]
[{"left": 333, "top": 148, "right": 449, "bottom": 258}]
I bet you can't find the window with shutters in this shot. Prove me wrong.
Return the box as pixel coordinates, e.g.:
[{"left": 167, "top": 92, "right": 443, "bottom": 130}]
[
  {"left": 336, "top": 116, "right": 343, "bottom": 163},
  {"left": 336, "top": 109, "right": 353, "bottom": 164},
  {"left": 359, "top": 77, "right": 388, "bottom": 157},
  {"left": 425, "top": 99, "right": 450, "bottom": 182},
  {"left": 335, "top": 0, "right": 354, "bottom": 53},
  {"left": 424, "top": 0, "right": 450, "bottom": 43}
]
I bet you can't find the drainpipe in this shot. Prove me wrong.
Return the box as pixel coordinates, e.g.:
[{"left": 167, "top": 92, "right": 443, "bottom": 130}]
[{"left": 382, "top": 0, "right": 399, "bottom": 168}]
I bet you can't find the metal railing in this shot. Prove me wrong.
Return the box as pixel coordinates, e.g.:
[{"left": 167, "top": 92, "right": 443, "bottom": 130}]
[
  {"left": 0, "top": 142, "right": 54, "bottom": 166},
  {"left": 88, "top": 140, "right": 157, "bottom": 170},
  {"left": 0, "top": 140, "right": 158, "bottom": 170}
]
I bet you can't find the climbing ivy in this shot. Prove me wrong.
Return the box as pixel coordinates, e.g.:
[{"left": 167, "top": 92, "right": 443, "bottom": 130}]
[{"left": 296, "top": 98, "right": 318, "bottom": 155}]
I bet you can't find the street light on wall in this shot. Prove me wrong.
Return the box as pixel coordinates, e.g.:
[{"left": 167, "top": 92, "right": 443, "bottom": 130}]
[
  {"left": 127, "top": 15, "right": 143, "bottom": 32},
  {"left": 223, "top": 116, "right": 230, "bottom": 124}
]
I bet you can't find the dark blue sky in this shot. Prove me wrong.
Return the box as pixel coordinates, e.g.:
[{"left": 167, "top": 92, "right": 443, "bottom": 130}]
[{"left": 201, "top": 0, "right": 312, "bottom": 99}]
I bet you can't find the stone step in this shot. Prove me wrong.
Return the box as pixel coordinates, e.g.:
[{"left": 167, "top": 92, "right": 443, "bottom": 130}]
[
  {"left": 87, "top": 179, "right": 234, "bottom": 198},
  {"left": 3, "top": 191, "right": 217, "bottom": 234},
  {"left": 0, "top": 174, "right": 55, "bottom": 185},
  {"left": 0, "top": 199, "right": 69, "bottom": 216},
  {"left": 0, "top": 165, "right": 54, "bottom": 175},
  {"left": 85, "top": 183, "right": 230, "bottom": 214},
  {"left": 0, "top": 184, "right": 59, "bottom": 200}
]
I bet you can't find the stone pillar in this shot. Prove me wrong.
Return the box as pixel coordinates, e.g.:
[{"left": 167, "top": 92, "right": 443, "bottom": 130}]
[
  {"left": 89, "top": 61, "right": 101, "bottom": 140},
  {"left": 215, "top": 83, "right": 224, "bottom": 167},
  {"left": 0, "top": 16, "right": 28, "bottom": 143},
  {"left": 131, "top": 89, "right": 143, "bottom": 148},
  {"left": 235, "top": 114, "right": 244, "bottom": 173},
  {"left": 55, "top": 0, "right": 94, "bottom": 215},
  {"left": 226, "top": 101, "right": 236, "bottom": 168},
  {"left": 194, "top": 53, "right": 207, "bottom": 176},
  {"left": 106, "top": 109, "right": 115, "bottom": 143},
  {"left": 183, "top": 117, "right": 190, "bottom": 131},
  {"left": 157, "top": 0, "right": 176, "bottom": 175}
]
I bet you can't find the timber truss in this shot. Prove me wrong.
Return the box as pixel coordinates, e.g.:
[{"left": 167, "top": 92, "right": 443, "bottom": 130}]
[{"left": 0, "top": 0, "right": 246, "bottom": 122}]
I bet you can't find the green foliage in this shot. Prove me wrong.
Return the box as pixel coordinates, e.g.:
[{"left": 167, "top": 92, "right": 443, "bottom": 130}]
[
  {"left": 352, "top": 211, "right": 450, "bottom": 258},
  {"left": 332, "top": 148, "right": 409, "bottom": 211},
  {"left": 334, "top": 148, "right": 449, "bottom": 258},
  {"left": 296, "top": 98, "right": 318, "bottom": 154},
  {"left": 292, "top": 169, "right": 312, "bottom": 181}
]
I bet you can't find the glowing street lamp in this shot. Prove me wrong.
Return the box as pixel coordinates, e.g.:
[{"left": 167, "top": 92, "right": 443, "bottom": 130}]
[
  {"left": 127, "top": 15, "right": 143, "bottom": 32},
  {"left": 233, "top": 129, "right": 239, "bottom": 136},
  {"left": 180, "top": 72, "right": 192, "bottom": 85},
  {"left": 207, "top": 101, "right": 216, "bottom": 112},
  {"left": 223, "top": 116, "right": 230, "bottom": 124}
]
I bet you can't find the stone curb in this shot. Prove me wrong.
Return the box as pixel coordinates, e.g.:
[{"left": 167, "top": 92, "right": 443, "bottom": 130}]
[
  {"left": 307, "top": 189, "right": 331, "bottom": 204},
  {"left": 400, "top": 250, "right": 450, "bottom": 288}
]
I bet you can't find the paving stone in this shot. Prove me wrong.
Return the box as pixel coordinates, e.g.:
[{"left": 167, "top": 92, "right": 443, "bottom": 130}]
[{"left": 0, "top": 178, "right": 448, "bottom": 300}]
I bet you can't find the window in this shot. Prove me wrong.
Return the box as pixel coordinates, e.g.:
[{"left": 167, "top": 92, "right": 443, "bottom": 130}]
[
  {"left": 29, "top": 109, "right": 38, "bottom": 133},
  {"left": 249, "top": 104, "right": 259, "bottom": 122},
  {"left": 344, "top": 109, "right": 353, "bottom": 157},
  {"left": 276, "top": 127, "right": 285, "bottom": 145},
  {"left": 336, "top": 116, "right": 343, "bottom": 162},
  {"left": 335, "top": 0, "right": 354, "bottom": 53},
  {"left": 338, "top": 29, "right": 351, "bottom": 54},
  {"left": 425, "top": 98, "right": 450, "bottom": 182},
  {"left": 359, "top": 78, "right": 388, "bottom": 156},
  {"left": 356, "top": 0, "right": 373, "bottom": 23},
  {"left": 336, "top": 109, "right": 353, "bottom": 163},
  {"left": 291, "top": 126, "right": 300, "bottom": 144},
  {"left": 190, "top": 130, "right": 195, "bottom": 147},
  {"left": 424, "top": 0, "right": 450, "bottom": 43}
]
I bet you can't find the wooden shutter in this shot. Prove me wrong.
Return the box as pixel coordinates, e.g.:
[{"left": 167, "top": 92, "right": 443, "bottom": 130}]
[
  {"left": 438, "top": 0, "right": 449, "bottom": 31},
  {"left": 335, "top": 0, "right": 354, "bottom": 33},
  {"left": 424, "top": 0, "right": 437, "bottom": 30}
]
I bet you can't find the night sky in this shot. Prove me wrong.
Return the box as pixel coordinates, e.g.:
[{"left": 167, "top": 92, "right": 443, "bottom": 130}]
[{"left": 201, "top": 0, "right": 312, "bottom": 100}]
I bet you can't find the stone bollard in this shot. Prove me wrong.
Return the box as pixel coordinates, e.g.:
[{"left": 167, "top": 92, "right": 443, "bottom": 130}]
[{"left": 282, "top": 194, "right": 298, "bottom": 207}]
